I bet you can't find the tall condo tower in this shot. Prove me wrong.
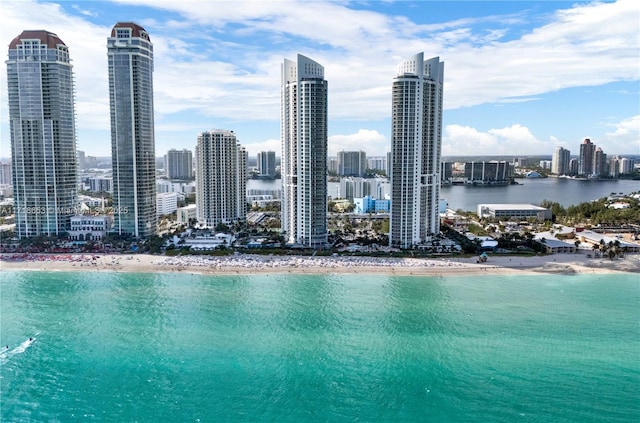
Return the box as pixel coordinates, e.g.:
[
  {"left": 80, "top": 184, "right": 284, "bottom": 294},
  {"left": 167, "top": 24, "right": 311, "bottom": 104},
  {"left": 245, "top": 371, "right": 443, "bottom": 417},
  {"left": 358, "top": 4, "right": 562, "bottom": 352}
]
[
  {"left": 552, "top": 146, "right": 571, "bottom": 176},
  {"left": 7, "top": 30, "right": 78, "bottom": 238},
  {"left": 195, "top": 130, "right": 247, "bottom": 228},
  {"left": 165, "top": 148, "right": 193, "bottom": 180},
  {"left": 389, "top": 53, "right": 444, "bottom": 249},
  {"left": 108, "top": 22, "right": 156, "bottom": 238},
  {"left": 281, "top": 54, "right": 328, "bottom": 249},
  {"left": 257, "top": 151, "right": 276, "bottom": 178},
  {"left": 337, "top": 150, "right": 367, "bottom": 177},
  {"left": 578, "top": 138, "right": 595, "bottom": 177}
]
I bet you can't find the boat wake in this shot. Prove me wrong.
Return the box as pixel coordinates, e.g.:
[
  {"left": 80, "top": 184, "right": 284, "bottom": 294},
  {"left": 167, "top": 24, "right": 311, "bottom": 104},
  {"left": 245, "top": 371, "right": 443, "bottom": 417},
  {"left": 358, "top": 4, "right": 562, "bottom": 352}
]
[{"left": 0, "top": 335, "right": 37, "bottom": 365}]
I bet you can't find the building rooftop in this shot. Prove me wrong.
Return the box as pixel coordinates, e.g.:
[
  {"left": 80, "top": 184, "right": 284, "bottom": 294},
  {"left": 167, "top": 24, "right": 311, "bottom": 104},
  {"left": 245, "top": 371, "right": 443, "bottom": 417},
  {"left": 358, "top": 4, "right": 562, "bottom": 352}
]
[
  {"left": 110, "top": 22, "right": 150, "bottom": 41},
  {"left": 478, "top": 204, "right": 547, "bottom": 210},
  {"left": 9, "top": 30, "right": 65, "bottom": 49}
]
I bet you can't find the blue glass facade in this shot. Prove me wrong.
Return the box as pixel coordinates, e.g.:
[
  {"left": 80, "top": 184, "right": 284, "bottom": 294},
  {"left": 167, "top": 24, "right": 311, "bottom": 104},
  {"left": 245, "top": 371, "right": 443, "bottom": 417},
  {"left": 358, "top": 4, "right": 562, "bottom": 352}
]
[
  {"left": 108, "top": 23, "right": 156, "bottom": 239},
  {"left": 7, "top": 31, "right": 78, "bottom": 238}
]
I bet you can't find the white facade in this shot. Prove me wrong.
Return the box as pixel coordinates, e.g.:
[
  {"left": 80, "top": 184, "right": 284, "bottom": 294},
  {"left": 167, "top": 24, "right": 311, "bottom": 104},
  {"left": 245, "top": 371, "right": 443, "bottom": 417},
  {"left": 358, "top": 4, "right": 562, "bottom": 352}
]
[
  {"left": 477, "top": 204, "right": 552, "bottom": 221},
  {"left": 281, "top": 54, "right": 328, "bottom": 248},
  {"left": 69, "top": 215, "right": 113, "bottom": 243},
  {"left": 389, "top": 54, "right": 444, "bottom": 248},
  {"left": 176, "top": 204, "right": 197, "bottom": 224},
  {"left": 552, "top": 146, "right": 571, "bottom": 175},
  {"left": 157, "top": 192, "right": 179, "bottom": 216},
  {"left": 195, "top": 130, "right": 247, "bottom": 227}
]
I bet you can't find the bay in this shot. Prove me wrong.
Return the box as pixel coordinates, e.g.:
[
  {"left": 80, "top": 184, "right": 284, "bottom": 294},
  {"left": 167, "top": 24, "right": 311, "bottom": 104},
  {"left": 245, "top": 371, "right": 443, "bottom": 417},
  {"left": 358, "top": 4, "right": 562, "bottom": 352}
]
[
  {"left": 1, "top": 271, "right": 638, "bottom": 422},
  {"left": 249, "top": 178, "right": 639, "bottom": 212}
]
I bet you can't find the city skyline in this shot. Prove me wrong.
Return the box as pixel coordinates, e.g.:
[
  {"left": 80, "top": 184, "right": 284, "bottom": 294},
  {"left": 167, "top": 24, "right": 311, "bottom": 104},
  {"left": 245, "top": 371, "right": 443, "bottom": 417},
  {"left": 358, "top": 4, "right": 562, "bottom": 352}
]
[{"left": 1, "top": 0, "right": 638, "bottom": 160}]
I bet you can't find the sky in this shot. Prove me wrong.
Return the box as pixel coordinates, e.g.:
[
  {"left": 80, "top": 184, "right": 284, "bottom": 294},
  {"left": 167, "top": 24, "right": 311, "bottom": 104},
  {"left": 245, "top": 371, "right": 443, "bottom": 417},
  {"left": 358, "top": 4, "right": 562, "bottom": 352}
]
[{"left": 1, "top": 0, "right": 638, "bottom": 160}]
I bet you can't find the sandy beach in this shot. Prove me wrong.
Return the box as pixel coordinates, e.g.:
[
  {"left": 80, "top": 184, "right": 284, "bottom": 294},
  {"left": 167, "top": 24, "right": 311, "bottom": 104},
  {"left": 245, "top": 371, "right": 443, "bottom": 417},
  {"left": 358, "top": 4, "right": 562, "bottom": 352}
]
[{"left": 1, "top": 251, "right": 638, "bottom": 276}]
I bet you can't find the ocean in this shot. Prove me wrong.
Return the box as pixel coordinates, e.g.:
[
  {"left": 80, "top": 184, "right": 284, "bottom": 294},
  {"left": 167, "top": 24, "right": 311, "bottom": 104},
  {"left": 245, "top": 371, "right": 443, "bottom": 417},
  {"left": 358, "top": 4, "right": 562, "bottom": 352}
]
[{"left": 1, "top": 270, "right": 638, "bottom": 422}]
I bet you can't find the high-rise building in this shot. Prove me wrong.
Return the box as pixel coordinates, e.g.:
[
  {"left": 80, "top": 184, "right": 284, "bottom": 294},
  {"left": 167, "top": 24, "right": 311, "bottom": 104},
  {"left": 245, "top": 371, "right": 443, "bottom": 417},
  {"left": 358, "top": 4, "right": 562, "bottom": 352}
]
[
  {"left": 77, "top": 150, "right": 86, "bottom": 170},
  {"left": 578, "top": 138, "right": 596, "bottom": 177},
  {"left": 367, "top": 156, "right": 387, "bottom": 173},
  {"left": 165, "top": 148, "right": 193, "bottom": 180},
  {"left": 0, "top": 162, "right": 12, "bottom": 185},
  {"left": 569, "top": 158, "right": 579, "bottom": 175},
  {"left": 337, "top": 150, "right": 367, "bottom": 176},
  {"left": 551, "top": 146, "right": 571, "bottom": 176},
  {"left": 108, "top": 22, "right": 157, "bottom": 238},
  {"left": 281, "top": 54, "right": 328, "bottom": 248},
  {"left": 619, "top": 157, "right": 634, "bottom": 175},
  {"left": 7, "top": 30, "right": 78, "bottom": 238},
  {"left": 195, "top": 130, "right": 247, "bottom": 227},
  {"left": 593, "top": 146, "right": 607, "bottom": 177},
  {"left": 464, "top": 161, "right": 514, "bottom": 184},
  {"left": 257, "top": 151, "right": 276, "bottom": 178},
  {"left": 389, "top": 53, "right": 444, "bottom": 249}
]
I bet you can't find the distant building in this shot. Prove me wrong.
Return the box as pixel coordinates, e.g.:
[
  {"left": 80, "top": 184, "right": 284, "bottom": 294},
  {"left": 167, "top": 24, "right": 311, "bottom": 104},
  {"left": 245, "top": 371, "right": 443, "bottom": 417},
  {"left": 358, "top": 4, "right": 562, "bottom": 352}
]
[
  {"left": 257, "top": 151, "right": 276, "bottom": 178},
  {"left": 608, "top": 157, "right": 620, "bottom": 178},
  {"left": 337, "top": 151, "right": 367, "bottom": 177},
  {"left": 619, "top": 157, "right": 634, "bottom": 175},
  {"left": 593, "top": 147, "right": 607, "bottom": 177},
  {"left": 88, "top": 177, "right": 113, "bottom": 193},
  {"left": 539, "top": 160, "right": 552, "bottom": 170},
  {"left": 165, "top": 149, "right": 193, "bottom": 180},
  {"left": 354, "top": 196, "right": 390, "bottom": 213},
  {"left": 77, "top": 151, "right": 86, "bottom": 170},
  {"left": 195, "top": 129, "right": 247, "bottom": 227},
  {"left": 367, "top": 157, "right": 387, "bottom": 173},
  {"left": 327, "top": 157, "right": 338, "bottom": 174},
  {"left": 551, "top": 146, "right": 571, "bottom": 175},
  {"left": 464, "top": 161, "right": 513, "bottom": 184},
  {"left": 569, "top": 158, "right": 579, "bottom": 175},
  {"left": 7, "top": 30, "right": 78, "bottom": 238},
  {"left": 578, "top": 138, "right": 596, "bottom": 176},
  {"left": 0, "top": 162, "right": 11, "bottom": 185},
  {"left": 441, "top": 162, "right": 453, "bottom": 182},
  {"left": 477, "top": 204, "right": 552, "bottom": 221}
]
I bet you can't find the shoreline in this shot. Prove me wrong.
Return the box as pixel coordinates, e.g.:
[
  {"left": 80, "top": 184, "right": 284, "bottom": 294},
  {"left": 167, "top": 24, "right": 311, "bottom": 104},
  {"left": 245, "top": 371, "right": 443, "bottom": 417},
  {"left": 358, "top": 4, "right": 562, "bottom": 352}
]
[{"left": 2, "top": 252, "right": 638, "bottom": 277}]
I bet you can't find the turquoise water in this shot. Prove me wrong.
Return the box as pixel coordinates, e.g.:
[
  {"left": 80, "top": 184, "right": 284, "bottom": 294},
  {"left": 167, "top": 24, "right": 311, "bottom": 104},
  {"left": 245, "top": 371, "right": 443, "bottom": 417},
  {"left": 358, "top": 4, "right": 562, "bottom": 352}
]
[{"left": 1, "top": 271, "right": 638, "bottom": 422}]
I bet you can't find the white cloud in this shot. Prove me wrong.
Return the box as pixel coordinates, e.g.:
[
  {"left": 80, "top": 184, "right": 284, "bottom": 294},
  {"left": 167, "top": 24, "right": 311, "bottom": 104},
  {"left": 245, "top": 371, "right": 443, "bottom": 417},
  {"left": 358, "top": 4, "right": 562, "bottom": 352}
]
[
  {"left": 328, "top": 130, "right": 388, "bottom": 156},
  {"left": 242, "top": 139, "right": 282, "bottom": 157},
  {"left": 603, "top": 115, "right": 640, "bottom": 155},
  {"left": 443, "top": 124, "right": 554, "bottom": 156},
  {"left": 71, "top": 4, "right": 97, "bottom": 17},
  {"left": 1, "top": 0, "right": 638, "bottom": 159}
]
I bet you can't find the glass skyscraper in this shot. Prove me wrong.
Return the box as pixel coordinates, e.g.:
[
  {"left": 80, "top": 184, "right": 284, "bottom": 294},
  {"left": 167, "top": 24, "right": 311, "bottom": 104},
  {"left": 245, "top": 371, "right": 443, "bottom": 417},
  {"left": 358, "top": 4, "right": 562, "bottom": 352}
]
[
  {"left": 390, "top": 54, "right": 444, "bottom": 249},
  {"left": 7, "top": 30, "right": 78, "bottom": 238},
  {"left": 281, "top": 54, "right": 328, "bottom": 249},
  {"left": 108, "top": 22, "right": 157, "bottom": 239}
]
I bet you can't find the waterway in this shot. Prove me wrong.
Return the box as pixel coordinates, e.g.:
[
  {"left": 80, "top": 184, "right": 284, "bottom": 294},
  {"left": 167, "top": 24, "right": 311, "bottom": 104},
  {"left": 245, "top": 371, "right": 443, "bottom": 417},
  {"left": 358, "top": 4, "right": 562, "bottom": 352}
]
[{"left": 248, "top": 177, "right": 638, "bottom": 211}]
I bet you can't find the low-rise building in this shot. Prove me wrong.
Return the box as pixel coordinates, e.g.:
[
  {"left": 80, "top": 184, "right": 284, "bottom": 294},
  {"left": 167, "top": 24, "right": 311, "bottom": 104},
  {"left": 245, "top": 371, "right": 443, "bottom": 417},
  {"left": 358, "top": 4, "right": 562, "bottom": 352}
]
[
  {"left": 477, "top": 204, "right": 552, "bottom": 221},
  {"left": 176, "top": 204, "right": 197, "bottom": 224},
  {"left": 69, "top": 215, "right": 113, "bottom": 243},
  {"left": 157, "top": 192, "right": 180, "bottom": 216}
]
